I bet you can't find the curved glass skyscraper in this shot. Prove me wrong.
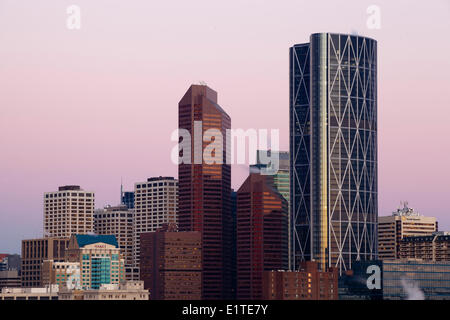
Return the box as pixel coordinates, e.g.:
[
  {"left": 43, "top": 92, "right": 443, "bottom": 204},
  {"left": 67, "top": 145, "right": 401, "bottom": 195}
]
[{"left": 290, "top": 33, "right": 378, "bottom": 273}]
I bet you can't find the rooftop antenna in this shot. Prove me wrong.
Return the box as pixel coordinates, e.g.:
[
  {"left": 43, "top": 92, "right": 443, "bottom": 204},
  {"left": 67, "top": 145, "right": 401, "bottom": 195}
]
[{"left": 120, "top": 177, "right": 123, "bottom": 205}]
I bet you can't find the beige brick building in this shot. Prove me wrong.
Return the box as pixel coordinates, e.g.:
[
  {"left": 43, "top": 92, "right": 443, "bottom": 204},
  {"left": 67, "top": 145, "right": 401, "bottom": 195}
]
[{"left": 378, "top": 203, "right": 437, "bottom": 260}]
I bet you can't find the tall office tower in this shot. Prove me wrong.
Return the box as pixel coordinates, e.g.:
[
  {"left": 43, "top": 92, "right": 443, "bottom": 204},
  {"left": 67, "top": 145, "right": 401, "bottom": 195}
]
[
  {"left": 379, "top": 202, "right": 438, "bottom": 260},
  {"left": 21, "top": 237, "right": 69, "bottom": 287},
  {"left": 44, "top": 185, "right": 94, "bottom": 238},
  {"left": 133, "top": 177, "right": 178, "bottom": 268},
  {"left": 250, "top": 150, "right": 291, "bottom": 267},
  {"left": 290, "top": 33, "right": 378, "bottom": 273},
  {"left": 140, "top": 224, "right": 202, "bottom": 300},
  {"left": 178, "top": 85, "right": 232, "bottom": 299},
  {"left": 65, "top": 234, "right": 125, "bottom": 290},
  {"left": 94, "top": 205, "right": 137, "bottom": 280},
  {"left": 236, "top": 173, "right": 288, "bottom": 300}
]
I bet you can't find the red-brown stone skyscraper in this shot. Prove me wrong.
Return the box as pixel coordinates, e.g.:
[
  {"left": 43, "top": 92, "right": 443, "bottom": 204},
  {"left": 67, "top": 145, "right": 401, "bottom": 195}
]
[
  {"left": 237, "top": 173, "right": 288, "bottom": 300},
  {"left": 178, "top": 85, "right": 233, "bottom": 300}
]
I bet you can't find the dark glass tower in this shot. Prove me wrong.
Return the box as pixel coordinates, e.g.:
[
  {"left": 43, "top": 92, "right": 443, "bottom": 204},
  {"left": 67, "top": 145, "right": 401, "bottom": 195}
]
[
  {"left": 178, "top": 85, "right": 233, "bottom": 299},
  {"left": 290, "top": 33, "right": 378, "bottom": 273}
]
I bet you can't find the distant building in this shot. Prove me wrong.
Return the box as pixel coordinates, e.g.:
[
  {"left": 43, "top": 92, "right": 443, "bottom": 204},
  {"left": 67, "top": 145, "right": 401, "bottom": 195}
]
[
  {"left": 58, "top": 281, "right": 149, "bottom": 300},
  {"left": 0, "top": 254, "right": 21, "bottom": 272},
  {"left": 140, "top": 224, "right": 202, "bottom": 300},
  {"left": 237, "top": 173, "right": 288, "bottom": 300},
  {"left": 263, "top": 261, "right": 338, "bottom": 300},
  {"left": 44, "top": 185, "right": 95, "bottom": 238},
  {"left": 133, "top": 177, "right": 178, "bottom": 269},
  {"left": 400, "top": 231, "right": 450, "bottom": 261},
  {"left": 21, "top": 237, "right": 69, "bottom": 288},
  {"left": 0, "top": 285, "right": 59, "bottom": 300},
  {"left": 65, "top": 234, "right": 125, "bottom": 290},
  {"left": 0, "top": 270, "right": 21, "bottom": 289},
  {"left": 94, "top": 205, "right": 138, "bottom": 280},
  {"left": 378, "top": 202, "right": 437, "bottom": 260},
  {"left": 121, "top": 191, "right": 135, "bottom": 210}
]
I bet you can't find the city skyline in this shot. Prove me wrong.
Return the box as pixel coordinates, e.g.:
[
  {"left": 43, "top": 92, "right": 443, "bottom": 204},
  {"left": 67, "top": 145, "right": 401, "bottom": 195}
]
[{"left": 2, "top": 0, "right": 450, "bottom": 254}]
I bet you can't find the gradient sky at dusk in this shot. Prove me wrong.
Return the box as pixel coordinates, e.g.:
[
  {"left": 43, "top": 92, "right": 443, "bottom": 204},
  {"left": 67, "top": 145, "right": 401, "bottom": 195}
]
[{"left": 1, "top": 0, "right": 449, "bottom": 253}]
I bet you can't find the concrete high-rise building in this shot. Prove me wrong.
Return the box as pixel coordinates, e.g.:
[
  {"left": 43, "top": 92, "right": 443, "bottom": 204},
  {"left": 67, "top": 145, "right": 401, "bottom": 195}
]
[
  {"left": 133, "top": 177, "right": 178, "bottom": 268},
  {"left": 250, "top": 150, "right": 291, "bottom": 267},
  {"left": 399, "top": 232, "right": 449, "bottom": 262},
  {"left": 21, "top": 237, "right": 69, "bottom": 287},
  {"left": 94, "top": 205, "right": 137, "bottom": 280},
  {"left": 65, "top": 234, "right": 125, "bottom": 290},
  {"left": 290, "top": 33, "right": 378, "bottom": 273},
  {"left": 262, "top": 261, "right": 338, "bottom": 300},
  {"left": 140, "top": 224, "right": 202, "bottom": 300},
  {"left": 178, "top": 84, "right": 233, "bottom": 299},
  {"left": 378, "top": 203, "right": 437, "bottom": 260},
  {"left": 236, "top": 173, "right": 288, "bottom": 300},
  {"left": 44, "top": 185, "right": 94, "bottom": 238}
]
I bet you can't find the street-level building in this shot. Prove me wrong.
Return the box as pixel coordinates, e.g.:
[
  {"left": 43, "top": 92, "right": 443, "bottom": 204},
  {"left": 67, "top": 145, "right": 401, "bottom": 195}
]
[
  {"left": 263, "top": 261, "right": 338, "bottom": 300},
  {"left": 58, "top": 281, "right": 149, "bottom": 300}
]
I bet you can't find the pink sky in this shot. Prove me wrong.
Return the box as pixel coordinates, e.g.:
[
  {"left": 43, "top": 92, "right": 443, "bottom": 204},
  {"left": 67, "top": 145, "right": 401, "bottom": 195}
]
[{"left": 1, "top": 0, "right": 449, "bottom": 253}]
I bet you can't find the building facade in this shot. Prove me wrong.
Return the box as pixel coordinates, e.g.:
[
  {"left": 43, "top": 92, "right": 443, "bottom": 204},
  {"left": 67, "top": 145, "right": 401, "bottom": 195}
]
[
  {"left": 250, "top": 150, "right": 291, "bottom": 268},
  {"left": 44, "top": 185, "right": 94, "bottom": 238},
  {"left": 121, "top": 191, "right": 135, "bottom": 210},
  {"left": 0, "top": 285, "right": 59, "bottom": 300},
  {"left": 383, "top": 259, "right": 450, "bottom": 300},
  {"left": 41, "top": 260, "right": 80, "bottom": 289},
  {"left": 378, "top": 203, "right": 437, "bottom": 260},
  {"left": 58, "top": 281, "right": 149, "bottom": 300},
  {"left": 0, "top": 270, "right": 21, "bottom": 289},
  {"left": 178, "top": 84, "right": 233, "bottom": 299},
  {"left": 65, "top": 234, "right": 125, "bottom": 290},
  {"left": 236, "top": 173, "right": 288, "bottom": 300},
  {"left": 399, "top": 232, "right": 450, "bottom": 262},
  {"left": 133, "top": 177, "right": 178, "bottom": 269},
  {"left": 140, "top": 224, "right": 202, "bottom": 300},
  {"left": 263, "top": 261, "right": 338, "bottom": 300},
  {"left": 290, "top": 33, "right": 378, "bottom": 272},
  {"left": 21, "top": 237, "right": 69, "bottom": 288},
  {"left": 94, "top": 204, "right": 138, "bottom": 280}
]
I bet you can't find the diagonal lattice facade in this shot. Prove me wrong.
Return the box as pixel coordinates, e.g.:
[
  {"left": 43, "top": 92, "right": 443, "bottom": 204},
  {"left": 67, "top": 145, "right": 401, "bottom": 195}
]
[{"left": 290, "top": 33, "right": 378, "bottom": 273}]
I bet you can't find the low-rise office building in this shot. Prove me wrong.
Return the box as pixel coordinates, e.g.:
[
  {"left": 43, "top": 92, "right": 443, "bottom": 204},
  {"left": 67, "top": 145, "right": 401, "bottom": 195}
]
[
  {"left": 58, "top": 281, "right": 149, "bottom": 300},
  {"left": 140, "top": 224, "right": 202, "bottom": 300},
  {"left": 262, "top": 261, "right": 338, "bottom": 300},
  {"left": 42, "top": 260, "right": 80, "bottom": 289},
  {"left": 0, "top": 285, "right": 59, "bottom": 300},
  {"left": 0, "top": 270, "right": 21, "bottom": 289},
  {"left": 21, "top": 237, "right": 69, "bottom": 287},
  {"left": 399, "top": 232, "right": 450, "bottom": 262}
]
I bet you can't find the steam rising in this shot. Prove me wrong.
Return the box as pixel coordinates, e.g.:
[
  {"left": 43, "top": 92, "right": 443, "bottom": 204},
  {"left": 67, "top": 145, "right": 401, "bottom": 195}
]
[{"left": 400, "top": 278, "right": 425, "bottom": 300}]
